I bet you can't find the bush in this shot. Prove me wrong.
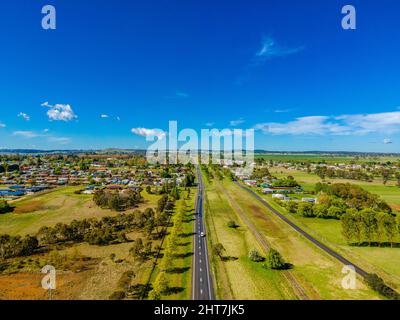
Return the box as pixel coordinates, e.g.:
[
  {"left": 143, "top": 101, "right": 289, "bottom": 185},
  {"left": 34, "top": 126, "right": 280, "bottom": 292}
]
[
  {"left": 109, "top": 290, "right": 126, "bottom": 300},
  {"left": 265, "top": 248, "right": 286, "bottom": 270},
  {"left": 248, "top": 249, "right": 264, "bottom": 262},
  {"left": 0, "top": 200, "right": 12, "bottom": 214},
  {"left": 227, "top": 220, "right": 238, "bottom": 228},
  {"left": 365, "top": 273, "right": 400, "bottom": 300}
]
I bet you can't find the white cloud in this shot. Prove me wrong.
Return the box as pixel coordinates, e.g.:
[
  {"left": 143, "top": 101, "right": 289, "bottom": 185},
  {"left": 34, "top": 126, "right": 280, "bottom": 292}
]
[
  {"left": 230, "top": 118, "right": 245, "bottom": 126},
  {"left": 383, "top": 138, "right": 393, "bottom": 144},
  {"left": 48, "top": 136, "right": 71, "bottom": 144},
  {"left": 205, "top": 122, "right": 215, "bottom": 127},
  {"left": 43, "top": 129, "right": 49, "bottom": 133},
  {"left": 131, "top": 127, "right": 166, "bottom": 139},
  {"left": 13, "top": 131, "right": 40, "bottom": 138},
  {"left": 101, "top": 114, "right": 109, "bottom": 118},
  {"left": 254, "top": 36, "right": 304, "bottom": 64},
  {"left": 42, "top": 102, "right": 77, "bottom": 121},
  {"left": 0, "top": 122, "right": 5, "bottom": 128},
  {"left": 255, "top": 111, "right": 400, "bottom": 136},
  {"left": 116, "top": 116, "right": 121, "bottom": 121},
  {"left": 18, "top": 112, "right": 30, "bottom": 121},
  {"left": 335, "top": 112, "right": 400, "bottom": 135}
]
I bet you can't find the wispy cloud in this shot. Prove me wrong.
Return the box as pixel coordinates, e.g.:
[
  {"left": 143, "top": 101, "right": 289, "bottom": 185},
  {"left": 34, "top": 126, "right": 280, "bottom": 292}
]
[
  {"left": 131, "top": 127, "right": 166, "bottom": 139},
  {"left": 100, "top": 114, "right": 109, "bottom": 118},
  {"left": 274, "top": 108, "right": 292, "bottom": 113},
  {"left": 17, "top": 112, "right": 30, "bottom": 121},
  {"left": 230, "top": 118, "right": 245, "bottom": 126},
  {"left": 48, "top": 136, "right": 71, "bottom": 144},
  {"left": 13, "top": 131, "right": 40, "bottom": 138},
  {"left": 0, "top": 122, "right": 5, "bottom": 128},
  {"left": 42, "top": 102, "right": 77, "bottom": 122},
  {"left": 205, "top": 122, "right": 215, "bottom": 127},
  {"left": 176, "top": 91, "right": 189, "bottom": 98},
  {"left": 383, "top": 138, "right": 393, "bottom": 144},
  {"left": 254, "top": 36, "right": 304, "bottom": 64},
  {"left": 255, "top": 111, "right": 400, "bottom": 136}
]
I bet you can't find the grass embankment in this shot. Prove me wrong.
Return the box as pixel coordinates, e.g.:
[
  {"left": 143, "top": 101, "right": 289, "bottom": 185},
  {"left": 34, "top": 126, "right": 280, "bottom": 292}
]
[
  {"left": 218, "top": 177, "right": 380, "bottom": 300},
  {"left": 147, "top": 188, "right": 196, "bottom": 300}
]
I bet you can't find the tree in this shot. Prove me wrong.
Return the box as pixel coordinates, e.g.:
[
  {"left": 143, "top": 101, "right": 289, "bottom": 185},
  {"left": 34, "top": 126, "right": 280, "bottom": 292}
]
[
  {"left": 297, "top": 202, "right": 314, "bottom": 217},
  {"left": 379, "top": 213, "right": 396, "bottom": 247},
  {"left": 0, "top": 200, "right": 12, "bottom": 214},
  {"left": 153, "top": 272, "right": 169, "bottom": 295},
  {"left": 248, "top": 249, "right": 264, "bottom": 262},
  {"left": 265, "top": 248, "right": 286, "bottom": 270},
  {"left": 361, "top": 209, "right": 378, "bottom": 245},
  {"left": 130, "top": 238, "right": 144, "bottom": 259},
  {"left": 183, "top": 173, "right": 195, "bottom": 187},
  {"left": 145, "top": 185, "right": 152, "bottom": 194},
  {"left": 212, "top": 243, "right": 225, "bottom": 260}
]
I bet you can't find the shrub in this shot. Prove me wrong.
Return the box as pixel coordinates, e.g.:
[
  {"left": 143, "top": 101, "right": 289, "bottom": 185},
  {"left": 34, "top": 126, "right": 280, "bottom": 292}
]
[
  {"left": 0, "top": 200, "right": 12, "bottom": 214},
  {"left": 248, "top": 249, "right": 264, "bottom": 262},
  {"left": 365, "top": 273, "right": 400, "bottom": 300},
  {"left": 109, "top": 291, "right": 126, "bottom": 300},
  {"left": 265, "top": 248, "right": 286, "bottom": 270},
  {"left": 227, "top": 220, "right": 238, "bottom": 228}
]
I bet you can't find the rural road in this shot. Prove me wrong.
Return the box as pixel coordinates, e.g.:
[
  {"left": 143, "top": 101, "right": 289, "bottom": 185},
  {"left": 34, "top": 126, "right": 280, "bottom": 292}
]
[
  {"left": 234, "top": 181, "right": 371, "bottom": 278},
  {"left": 192, "top": 166, "right": 214, "bottom": 300}
]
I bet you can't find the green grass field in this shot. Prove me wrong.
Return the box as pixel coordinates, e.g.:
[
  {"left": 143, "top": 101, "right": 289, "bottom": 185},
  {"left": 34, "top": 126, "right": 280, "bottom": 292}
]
[
  {"left": 203, "top": 176, "right": 296, "bottom": 299},
  {"left": 226, "top": 179, "right": 380, "bottom": 300},
  {"left": 252, "top": 176, "right": 400, "bottom": 292},
  {"left": 256, "top": 154, "right": 400, "bottom": 164}
]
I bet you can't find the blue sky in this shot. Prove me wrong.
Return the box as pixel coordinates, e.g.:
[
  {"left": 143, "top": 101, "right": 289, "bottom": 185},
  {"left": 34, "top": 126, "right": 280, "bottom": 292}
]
[{"left": 0, "top": 0, "right": 400, "bottom": 152}]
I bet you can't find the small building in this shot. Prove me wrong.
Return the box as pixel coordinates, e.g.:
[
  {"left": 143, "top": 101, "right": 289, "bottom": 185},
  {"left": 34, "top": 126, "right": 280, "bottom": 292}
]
[
  {"left": 301, "top": 197, "right": 317, "bottom": 203},
  {"left": 262, "top": 188, "right": 274, "bottom": 194}
]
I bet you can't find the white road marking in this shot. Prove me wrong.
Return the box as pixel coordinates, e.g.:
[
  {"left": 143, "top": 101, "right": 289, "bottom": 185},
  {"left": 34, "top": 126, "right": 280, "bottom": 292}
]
[{"left": 200, "top": 277, "right": 203, "bottom": 282}]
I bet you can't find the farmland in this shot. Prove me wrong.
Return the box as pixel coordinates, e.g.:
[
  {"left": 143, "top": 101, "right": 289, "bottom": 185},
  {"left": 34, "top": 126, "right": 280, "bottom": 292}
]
[
  {"left": 0, "top": 186, "right": 159, "bottom": 236},
  {"left": 248, "top": 166, "right": 400, "bottom": 291},
  {"left": 203, "top": 170, "right": 380, "bottom": 300}
]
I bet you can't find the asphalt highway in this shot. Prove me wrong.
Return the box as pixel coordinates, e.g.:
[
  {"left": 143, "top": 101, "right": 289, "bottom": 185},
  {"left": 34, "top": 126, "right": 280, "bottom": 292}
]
[{"left": 192, "top": 166, "right": 214, "bottom": 300}]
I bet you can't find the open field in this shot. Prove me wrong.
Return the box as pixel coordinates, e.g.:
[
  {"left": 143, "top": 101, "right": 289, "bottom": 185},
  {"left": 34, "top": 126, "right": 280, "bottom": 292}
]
[
  {"left": 203, "top": 176, "right": 296, "bottom": 300},
  {"left": 223, "top": 178, "right": 380, "bottom": 300},
  {"left": 256, "top": 154, "right": 400, "bottom": 164},
  {"left": 252, "top": 182, "right": 400, "bottom": 292},
  {"left": 0, "top": 186, "right": 159, "bottom": 236},
  {"left": 203, "top": 171, "right": 379, "bottom": 300},
  {"left": 0, "top": 187, "right": 165, "bottom": 300}
]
